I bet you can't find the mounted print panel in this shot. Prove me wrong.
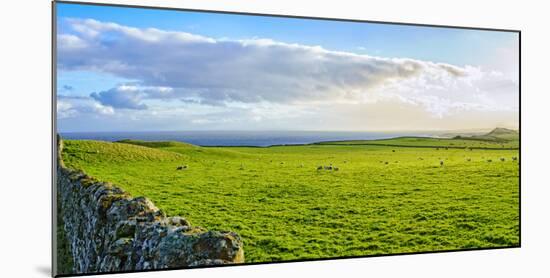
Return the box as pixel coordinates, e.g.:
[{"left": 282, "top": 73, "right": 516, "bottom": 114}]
[{"left": 53, "top": 1, "right": 520, "bottom": 276}]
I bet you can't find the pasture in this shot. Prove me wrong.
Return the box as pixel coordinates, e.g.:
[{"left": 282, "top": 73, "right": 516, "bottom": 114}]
[{"left": 61, "top": 137, "right": 520, "bottom": 263}]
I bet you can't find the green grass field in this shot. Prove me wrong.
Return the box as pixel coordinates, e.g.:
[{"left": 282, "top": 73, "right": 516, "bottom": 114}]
[
  {"left": 317, "top": 137, "right": 518, "bottom": 148},
  {"left": 61, "top": 133, "right": 519, "bottom": 263}
]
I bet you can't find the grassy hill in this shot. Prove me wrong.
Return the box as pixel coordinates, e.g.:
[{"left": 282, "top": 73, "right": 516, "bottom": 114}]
[
  {"left": 61, "top": 136, "right": 519, "bottom": 263},
  {"left": 62, "top": 140, "right": 186, "bottom": 165},
  {"left": 315, "top": 131, "right": 519, "bottom": 149},
  {"left": 116, "top": 139, "right": 198, "bottom": 149},
  {"left": 116, "top": 139, "right": 255, "bottom": 159},
  {"left": 462, "top": 127, "right": 519, "bottom": 142}
]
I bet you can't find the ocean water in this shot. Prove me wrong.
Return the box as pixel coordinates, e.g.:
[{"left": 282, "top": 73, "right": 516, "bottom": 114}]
[{"left": 59, "top": 130, "right": 435, "bottom": 147}]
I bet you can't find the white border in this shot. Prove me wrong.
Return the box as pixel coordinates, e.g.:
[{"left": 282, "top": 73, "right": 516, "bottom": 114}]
[{"left": 2, "top": 0, "right": 549, "bottom": 277}]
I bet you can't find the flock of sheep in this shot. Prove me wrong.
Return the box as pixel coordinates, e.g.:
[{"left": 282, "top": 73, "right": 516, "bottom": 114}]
[{"left": 175, "top": 150, "right": 518, "bottom": 171}]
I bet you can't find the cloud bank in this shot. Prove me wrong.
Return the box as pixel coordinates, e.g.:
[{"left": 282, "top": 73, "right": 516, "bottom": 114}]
[{"left": 57, "top": 18, "right": 519, "bottom": 131}]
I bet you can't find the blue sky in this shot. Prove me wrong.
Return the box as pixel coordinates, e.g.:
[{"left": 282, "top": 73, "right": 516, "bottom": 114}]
[
  {"left": 57, "top": 3, "right": 515, "bottom": 66},
  {"left": 56, "top": 2, "right": 519, "bottom": 132}
]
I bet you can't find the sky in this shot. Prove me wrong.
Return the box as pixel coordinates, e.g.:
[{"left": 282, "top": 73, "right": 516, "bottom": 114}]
[{"left": 56, "top": 2, "right": 520, "bottom": 132}]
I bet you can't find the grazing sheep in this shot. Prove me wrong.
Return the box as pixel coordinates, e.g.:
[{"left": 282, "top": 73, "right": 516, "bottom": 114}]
[
  {"left": 324, "top": 165, "right": 333, "bottom": 170},
  {"left": 500, "top": 158, "right": 505, "bottom": 162},
  {"left": 334, "top": 167, "right": 339, "bottom": 171},
  {"left": 176, "top": 165, "right": 188, "bottom": 170},
  {"left": 317, "top": 166, "right": 323, "bottom": 170},
  {"left": 439, "top": 160, "right": 444, "bottom": 167},
  {"left": 466, "top": 158, "right": 471, "bottom": 162},
  {"left": 487, "top": 159, "right": 492, "bottom": 162},
  {"left": 384, "top": 161, "right": 389, "bottom": 165},
  {"left": 392, "top": 150, "right": 396, "bottom": 152},
  {"left": 512, "top": 157, "right": 518, "bottom": 161}
]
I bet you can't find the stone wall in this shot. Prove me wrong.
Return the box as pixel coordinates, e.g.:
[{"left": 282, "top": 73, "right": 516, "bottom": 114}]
[{"left": 56, "top": 137, "right": 244, "bottom": 275}]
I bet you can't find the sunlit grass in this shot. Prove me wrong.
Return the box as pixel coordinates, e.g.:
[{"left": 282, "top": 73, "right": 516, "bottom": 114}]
[{"left": 62, "top": 137, "right": 519, "bottom": 263}]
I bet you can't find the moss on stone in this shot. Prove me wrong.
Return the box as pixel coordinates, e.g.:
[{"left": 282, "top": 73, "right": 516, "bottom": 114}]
[
  {"left": 80, "top": 176, "right": 97, "bottom": 188},
  {"left": 56, "top": 136, "right": 245, "bottom": 274}
]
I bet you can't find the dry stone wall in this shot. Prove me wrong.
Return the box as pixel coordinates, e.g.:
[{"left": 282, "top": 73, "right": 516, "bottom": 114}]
[{"left": 56, "top": 137, "right": 244, "bottom": 274}]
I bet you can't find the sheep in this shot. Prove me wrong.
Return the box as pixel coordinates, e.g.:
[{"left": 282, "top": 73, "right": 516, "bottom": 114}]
[
  {"left": 384, "top": 161, "right": 389, "bottom": 165},
  {"left": 487, "top": 159, "right": 493, "bottom": 162},
  {"left": 392, "top": 150, "right": 396, "bottom": 152},
  {"left": 466, "top": 158, "right": 471, "bottom": 162},
  {"left": 176, "top": 165, "right": 188, "bottom": 170},
  {"left": 316, "top": 164, "right": 344, "bottom": 171},
  {"left": 439, "top": 160, "right": 444, "bottom": 167},
  {"left": 500, "top": 158, "right": 505, "bottom": 162},
  {"left": 512, "top": 157, "right": 518, "bottom": 161}
]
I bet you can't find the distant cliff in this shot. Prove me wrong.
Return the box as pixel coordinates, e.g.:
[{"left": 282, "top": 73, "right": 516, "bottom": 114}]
[{"left": 55, "top": 136, "right": 244, "bottom": 275}]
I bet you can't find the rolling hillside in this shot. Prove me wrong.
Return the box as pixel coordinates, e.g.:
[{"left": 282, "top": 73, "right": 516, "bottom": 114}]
[{"left": 61, "top": 135, "right": 519, "bottom": 262}]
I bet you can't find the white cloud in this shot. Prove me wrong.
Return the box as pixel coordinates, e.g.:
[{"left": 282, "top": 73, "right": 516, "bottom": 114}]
[
  {"left": 56, "top": 18, "right": 519, "bottom": 131},
  {"left": 57, "top": 95, "right": 114, "bottom": 119},
  {"left": 58, "top": 34, "right": 88, "bottom": 50},
  {"left": 57, "top": 100, "right": 77, "bottom": 119},
  {"left": 57, "top": 19, "right": 518, "bottom": 113}
]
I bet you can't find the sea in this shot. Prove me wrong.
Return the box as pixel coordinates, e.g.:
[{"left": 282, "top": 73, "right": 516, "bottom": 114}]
[{"left": 59, "top": 130, "right": 440, "bottom": 147}]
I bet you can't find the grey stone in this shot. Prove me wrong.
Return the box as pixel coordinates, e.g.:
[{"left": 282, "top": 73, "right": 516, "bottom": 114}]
[{"left": 56, "top": 137, "right": 244, "bottom": 274}]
